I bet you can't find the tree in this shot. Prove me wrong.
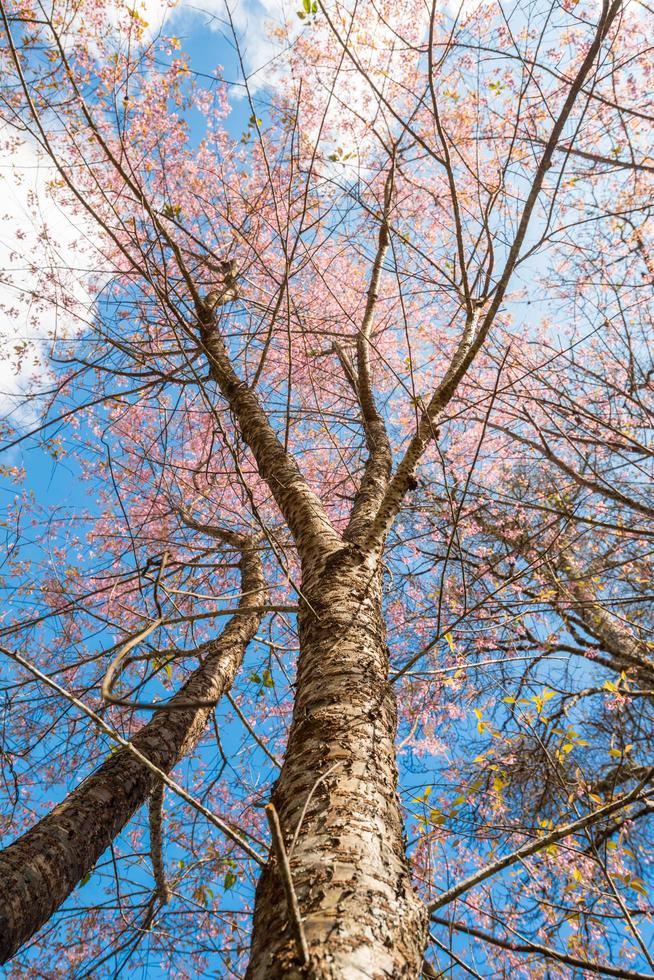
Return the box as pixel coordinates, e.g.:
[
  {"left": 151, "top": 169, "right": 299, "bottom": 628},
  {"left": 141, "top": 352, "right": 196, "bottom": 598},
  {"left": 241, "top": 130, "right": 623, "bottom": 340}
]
[{"left": 0, "top": 0, "right": 652, "bottom": 975}]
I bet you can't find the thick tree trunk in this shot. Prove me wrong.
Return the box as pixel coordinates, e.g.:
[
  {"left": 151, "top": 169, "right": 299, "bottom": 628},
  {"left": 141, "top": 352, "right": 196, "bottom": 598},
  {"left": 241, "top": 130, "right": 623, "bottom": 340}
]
[
  {"left": 0, "top": 545, "right": 264, "bottom": 964},
  {"left": 246, "top": 544, "right": 427, "bottom": 979}
]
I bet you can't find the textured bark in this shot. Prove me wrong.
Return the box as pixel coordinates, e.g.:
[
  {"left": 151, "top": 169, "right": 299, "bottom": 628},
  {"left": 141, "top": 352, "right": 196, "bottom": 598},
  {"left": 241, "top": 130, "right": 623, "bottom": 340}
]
[
  {"left": 556, "top": 553, "right": 652, "bottom": 671},
  {"left": 246, "top": 545, "right": 427, "bottom": 979},
  {"left": 0, "top": 545, "right": 264, "bottom": 963},
  {"left": 149, "top": 782, "right": 173, "bottom": 904},
  {"left": 199, "top": 312, "right": 341, "bottom": 563}
]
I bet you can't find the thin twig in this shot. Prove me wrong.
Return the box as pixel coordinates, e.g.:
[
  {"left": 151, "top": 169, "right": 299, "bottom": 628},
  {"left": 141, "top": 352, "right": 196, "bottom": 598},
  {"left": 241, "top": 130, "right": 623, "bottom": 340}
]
[
  {"left": 265, "top": 803, "right": 310, "bottom": 968},
  {"left": 226, "top": 692, "right": 281, "bottom": 768}
]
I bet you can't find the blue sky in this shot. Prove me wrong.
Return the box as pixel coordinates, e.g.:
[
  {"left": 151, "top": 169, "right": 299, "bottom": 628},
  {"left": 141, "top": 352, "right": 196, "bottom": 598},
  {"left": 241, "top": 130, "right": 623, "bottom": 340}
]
[{"left": 2, "top": 2, "right": 653, "bottom": 975}]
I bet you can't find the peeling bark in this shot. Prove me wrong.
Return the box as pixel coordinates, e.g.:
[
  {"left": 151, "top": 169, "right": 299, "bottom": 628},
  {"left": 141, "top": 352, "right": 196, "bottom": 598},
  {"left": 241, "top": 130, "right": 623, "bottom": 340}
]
[{"left": 246, "top": 546, "right": 427, "bottom": 979}]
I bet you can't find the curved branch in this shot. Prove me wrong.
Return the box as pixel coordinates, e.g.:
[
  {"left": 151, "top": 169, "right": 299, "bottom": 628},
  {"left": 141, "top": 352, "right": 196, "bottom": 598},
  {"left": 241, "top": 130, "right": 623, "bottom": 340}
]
[
  {"left": 0, "top": 535, "right": 266, "bottom": 964},
  {"left": 428, "top": 769, "right": 654, "bottom": 914},
  {"left": 430, "top": 914, "right": 654, "bottom": 979}
]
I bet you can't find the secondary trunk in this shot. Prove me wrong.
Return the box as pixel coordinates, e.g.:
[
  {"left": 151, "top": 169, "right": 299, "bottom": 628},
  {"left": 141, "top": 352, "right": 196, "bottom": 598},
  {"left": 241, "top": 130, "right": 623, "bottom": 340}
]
[
  {"left": 0, "top": 545, "right": 264, "bottom": 964},
  {"left": 247, "top": 544, "right": 427, "bottom": 979}
]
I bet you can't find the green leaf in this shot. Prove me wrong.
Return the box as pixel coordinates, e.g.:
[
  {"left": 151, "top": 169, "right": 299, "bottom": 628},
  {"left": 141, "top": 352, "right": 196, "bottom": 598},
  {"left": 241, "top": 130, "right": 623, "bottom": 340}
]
[
  {"left": 249, "top": 672, "right": 262, "bottom": 685},
  {"left": 224, "top": 870, "right": 238, "bottom": 890},
  {"left": 303, "top": 0, "right": 311, "bottom": 10},
  {"left": 262, "top": 668, "right": 274, "bottom": 689},
  {"left": 80, "top": 871, "right": 92, "bottom": 887}
]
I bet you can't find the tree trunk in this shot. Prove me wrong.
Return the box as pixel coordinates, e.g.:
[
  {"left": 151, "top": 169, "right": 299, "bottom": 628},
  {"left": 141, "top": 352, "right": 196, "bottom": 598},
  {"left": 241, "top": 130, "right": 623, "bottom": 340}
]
[
  {"left": 246, "top": 544, "right": 427, "bottom": 979},
  {"left": 0, "top": 544, "right": 264, "bottom": 964}
]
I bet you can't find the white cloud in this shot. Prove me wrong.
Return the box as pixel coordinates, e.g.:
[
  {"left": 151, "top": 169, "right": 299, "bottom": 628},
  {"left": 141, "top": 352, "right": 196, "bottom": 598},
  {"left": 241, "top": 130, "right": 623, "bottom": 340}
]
[
  {"left": 177, "top": 0, "right": 297, "bottom": 93},
  {"left": 227, "top": 0, "right": 297, "bottom": 90},
  {"left": 189, "top": 0, "right": 487, "bottom": 98},
  {"left": 0, "top": 135, "right": 95, "bottom": 423}
]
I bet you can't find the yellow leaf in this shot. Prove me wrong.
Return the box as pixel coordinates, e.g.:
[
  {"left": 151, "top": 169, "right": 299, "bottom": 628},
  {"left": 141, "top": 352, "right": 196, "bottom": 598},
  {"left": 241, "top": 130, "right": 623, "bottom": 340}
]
[{"left": 444, "top": 632, "right": 456, "bottom": 652}]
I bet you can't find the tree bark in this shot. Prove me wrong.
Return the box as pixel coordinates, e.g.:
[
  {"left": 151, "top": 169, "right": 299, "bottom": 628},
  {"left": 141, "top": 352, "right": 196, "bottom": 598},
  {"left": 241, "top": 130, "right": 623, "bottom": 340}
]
[
  {"left": 0, "top": 543, "right": 264, "bottom": 964},
  {"left": 246, "top": 544, "right": 427, "bottom": 979}
]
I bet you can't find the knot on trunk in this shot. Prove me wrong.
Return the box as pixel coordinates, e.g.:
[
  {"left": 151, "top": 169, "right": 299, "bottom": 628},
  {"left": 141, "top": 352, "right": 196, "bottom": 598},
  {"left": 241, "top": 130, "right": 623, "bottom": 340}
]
[{"left": 322, "top": 544, "right": 366, "bottom": 575}]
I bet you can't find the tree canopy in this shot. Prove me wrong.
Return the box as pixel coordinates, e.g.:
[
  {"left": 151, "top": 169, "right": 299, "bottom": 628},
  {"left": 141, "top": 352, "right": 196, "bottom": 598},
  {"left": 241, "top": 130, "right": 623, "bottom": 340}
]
[{"left": 0, "top": 0, "right": 653, "bottom": 976}]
